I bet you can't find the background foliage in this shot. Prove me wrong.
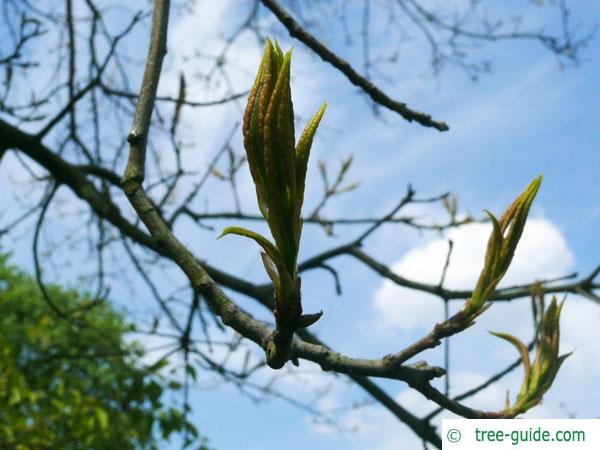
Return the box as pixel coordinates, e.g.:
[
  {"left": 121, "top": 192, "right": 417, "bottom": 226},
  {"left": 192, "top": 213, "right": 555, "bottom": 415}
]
[{"left": 0, "top": 252, "right": 206, "bottom": 449}]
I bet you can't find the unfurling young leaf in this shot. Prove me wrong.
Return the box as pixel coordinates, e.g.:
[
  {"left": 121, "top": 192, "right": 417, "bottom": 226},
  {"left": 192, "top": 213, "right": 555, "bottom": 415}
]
[
  {"left": 220, "top": 38, "right": 326, "bottom": 369},
  {"left": 463, "top": 176, "right": 542, "bottom": 318},
  {"left": 491, "top": 296, "right": 571, "bottom": 415}
]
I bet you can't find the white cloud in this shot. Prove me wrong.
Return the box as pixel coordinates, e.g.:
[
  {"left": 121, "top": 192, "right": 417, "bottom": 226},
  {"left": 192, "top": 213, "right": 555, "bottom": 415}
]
[
  {"left": 372, "top": 218, "right": 574, "bottom": 331},
  {"left": 560, "top": 298, "right": 600, "bottom": 379}
]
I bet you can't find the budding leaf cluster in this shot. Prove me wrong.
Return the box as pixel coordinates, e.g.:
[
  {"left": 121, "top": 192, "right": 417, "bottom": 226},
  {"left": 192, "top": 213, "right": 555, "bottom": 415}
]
[
  {"left": 456, "top": 176, "right": 569, "bottom": 416},
  {"left": 219, "top": 39, "right": 326, "bottom": 368},
  {"left": 463, "top": 176, "right": 543, "bottom": 318},
  {"left": 491, "top": 296, "right": 571, "bottom": 415}
]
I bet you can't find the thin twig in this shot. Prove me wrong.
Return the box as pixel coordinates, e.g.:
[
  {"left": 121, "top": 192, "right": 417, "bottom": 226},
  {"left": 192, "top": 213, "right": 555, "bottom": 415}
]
[{"left": 259, "top": 0, "right": 449, "bottom": 131}]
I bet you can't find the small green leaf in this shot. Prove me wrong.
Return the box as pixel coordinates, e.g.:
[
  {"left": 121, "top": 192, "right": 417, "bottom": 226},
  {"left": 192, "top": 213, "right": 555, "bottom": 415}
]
[
  {"left": 490, "top": 331, "right": 531, "bottom": 378},
  {"left": 94, "top": 407, "right": 109, "bottom": 430},
  {"left": 219, "top": 226, "right": 291, "bottom": 287},
  {"left": 490, "top": 331, "right": 531, "bottom": 398},
  {"left": 497, "top": 176, "right": 542, "bottom": 275},
  {"left": 185, "top": 364, "right": 197, "bottom": 381},
  {"left": 261, "top": 252, "right": 281, "bottom": 290},
  {"left": 296, "top": 102, "right": 327, "bottom": 208}
]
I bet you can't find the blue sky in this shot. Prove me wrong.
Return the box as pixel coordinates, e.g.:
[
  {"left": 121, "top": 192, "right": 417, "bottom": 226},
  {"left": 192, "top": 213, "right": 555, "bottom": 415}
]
[{"left": 1, "top": 1, "right": 599, "bottom": 449}]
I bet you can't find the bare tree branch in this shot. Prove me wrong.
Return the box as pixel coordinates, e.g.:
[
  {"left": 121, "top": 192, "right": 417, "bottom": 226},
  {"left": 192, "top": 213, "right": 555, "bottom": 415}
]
[{"left": 260, "top": 0, "right": 449, "bottom": 131}]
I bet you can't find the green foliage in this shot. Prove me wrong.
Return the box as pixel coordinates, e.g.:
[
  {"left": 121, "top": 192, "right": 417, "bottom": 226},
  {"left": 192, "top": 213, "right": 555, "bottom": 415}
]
[{"left": 0, "top": 253, "right": 203, "bottom": 449}]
